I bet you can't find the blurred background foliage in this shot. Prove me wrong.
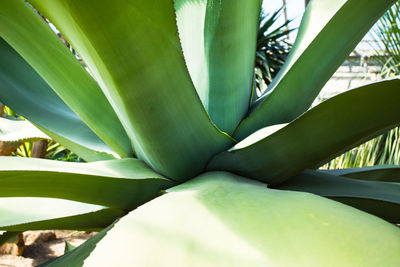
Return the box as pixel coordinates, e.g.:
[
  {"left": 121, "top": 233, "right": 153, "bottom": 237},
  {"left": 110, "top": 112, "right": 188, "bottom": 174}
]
[
  {"left": 255, "top": 7, "right": 293, "bottom": 95},
  {"left": 0, "top": 104, "right": 82, "bottom": 161},
  {"left": 322, "top": 1, "right": 400, "bottom": 169}
]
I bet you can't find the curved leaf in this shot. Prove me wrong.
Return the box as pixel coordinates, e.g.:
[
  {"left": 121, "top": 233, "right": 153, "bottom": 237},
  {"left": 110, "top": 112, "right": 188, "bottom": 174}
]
[
  {"left": 208, "top": 79, "right": 400, "bottom": 185},
  {"left": 175, "top": 0, "right": 262, "bottom": 133},
  {"left": 0, "top": 117, "right": 49, "bottom": 143},
  {"left": 0, "top": 157, "right": 173, "bottom": 210},
  {"left": 235, "top": 0, "right": 396, "bottom": 140},
  {"left": 321, "top": 165, "right": 400, "bottom": 183},
  {"left": 84, "top": 172, "right": 400, "bottom": 266},
  {"left": 39, "top": 223, "right": 115, "bottom": 267},
  {"left": 274, "top": 170, "right": 400, "bottom": 223},
  {"left": 0, "top": 0, "right": 132, "bottom": 158},
  {"left": 0, "top": 197, "right": 124, "bottom": 232},
  {"left": 30, "top": 0, "right": 234, "bottom": 181},
  {"left": 0, "top": 37, "right": 115, "bottom": 162}
]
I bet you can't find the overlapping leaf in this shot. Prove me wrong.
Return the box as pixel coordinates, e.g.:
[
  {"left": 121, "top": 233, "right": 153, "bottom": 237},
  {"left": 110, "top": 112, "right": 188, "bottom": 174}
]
[
  {"left": 208, "top": 79, "right": 400, "bottom": 185},
  {"left": 0, "top": 37, "right": 115, "bottom": 162},
  {"left": 0, "top": 157, "right": 173, "bottom": 210},
  {"left": 83, "top": 172, "right": 400, "bottom": 266},
  {"left": 275, "top": 170, "right": 400, "bottom": 223},
  {"left": 30, "top": 0, "right": 233, "bottom": 180},
  {"left": 38, "top": 223, "right": 115, "bottom": 267},
  {"left": 0, "top": 197, "right": 124, "bottom": 232},
  {"left": 321, "top": 166, "right": 400, "bottom": 183},
  {"left": 175, "top": 0, "right": 262, "bottom": 133},
  {"left": 235, "top": 0, "right": 396, "bottom": 140},
  {"left": 0, "top": 0, "right": 132, "bottom": 158}
]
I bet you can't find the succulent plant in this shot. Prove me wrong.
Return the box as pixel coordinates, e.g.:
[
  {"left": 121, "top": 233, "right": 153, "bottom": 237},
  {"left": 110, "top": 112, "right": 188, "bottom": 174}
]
[{"left": 0, "top": 0, "right": 399, "bottom": 266}]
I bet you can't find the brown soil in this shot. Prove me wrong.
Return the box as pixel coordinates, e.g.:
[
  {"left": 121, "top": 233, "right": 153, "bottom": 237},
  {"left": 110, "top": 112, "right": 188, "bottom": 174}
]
[{"left": 0, "top": 230, "right": 96, "bottom": 267}]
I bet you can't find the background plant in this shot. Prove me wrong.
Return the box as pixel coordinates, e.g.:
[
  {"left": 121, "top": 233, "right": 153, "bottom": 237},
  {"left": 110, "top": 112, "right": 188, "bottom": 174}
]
[
  {"left": 323, "top": 1, "right": 400, "bottom": 169},
  {"left": 0, "top": 104, "right": 81, "bottom": 161},
  {"left": 255, "top": 8, "right": 293, "bottom": 94}
]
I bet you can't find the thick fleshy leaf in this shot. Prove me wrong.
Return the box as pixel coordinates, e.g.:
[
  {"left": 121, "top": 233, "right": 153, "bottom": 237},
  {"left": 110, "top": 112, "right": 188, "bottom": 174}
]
[
  {"left": 0, "top": 157, "right": 173, "bottom": 210},
  {"left": 84, "top": 172, "right": 400, "bottom": 266},
  {"left": 0, "top": 197, "right": 124, "bottom": 232},
  {"left": 208, "top": 79, "right": 400, "bottom": 185},
  {"left": 321, "top": 165, "right": 400, "bottom": 183},
  {"left": 0, "top": 0, "right": 132, "bottom": 158},
  {"left": 274, "top": 170, "right": 400, "bottom": 223},
  {"left": 235, "top": 0, "right": 396, "bottom": 140},
  {"left": 0, "top": 117, "right": 49, "bottom": 143},
  {"left": 0, "top": 37, "right": 115, "bottom": 162},
  {"left": 39, "top": 223, "right": 115, "bottom": 267},
  {"left": 30, "top": 0, "right": 234, "bottom": 181},
  {"left": 174, "top": 0, "right": 262, "bottom": 133}
]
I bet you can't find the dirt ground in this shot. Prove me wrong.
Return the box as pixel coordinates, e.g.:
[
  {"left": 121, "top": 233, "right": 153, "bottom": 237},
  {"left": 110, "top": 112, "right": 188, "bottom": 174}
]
[{"left": 0, "top": 230, "right": 96, "bottom": 267}]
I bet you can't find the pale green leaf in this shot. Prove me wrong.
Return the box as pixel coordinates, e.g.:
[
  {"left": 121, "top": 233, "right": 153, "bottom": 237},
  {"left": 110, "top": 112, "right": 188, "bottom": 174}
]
[
  {"left": 0, "top": 37, "right": 115, "bottom": 162},
  {"left": 0, "top": 157, "right": 173, "bottom": 210},
  {"left": 30, "top": 0, "right": 234, "bottom": 181},
  {"left": 321, "top": 165, "right": 400, "bottom": 183},
  {"left": 39, "top": 223, "right": 115, "bottom": 267},
  {"left": 208, "top": 79, "right": 400, "bottom": 185},
  {"left": 275, "top": 170, "right": 400, "bottom": 223},
  {"left": 84, "top": 172, "right": 400, "bottom": 266},
  {"left": 175, "top": 0, "right": 262, "bottom": 133},
  {"left": 235, "top": 0, "right": 397, "bottom": 140},
  {"left": 0, "top": 0, "right": 132, "bottom": 158},
  {"left": 0, "top": 197, "right": 124, "bottom": 232}
]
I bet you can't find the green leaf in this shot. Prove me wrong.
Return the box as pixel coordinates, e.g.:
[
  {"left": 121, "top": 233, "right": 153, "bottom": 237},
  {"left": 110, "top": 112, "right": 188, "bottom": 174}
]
[
  {"left": 0, "top": 197, "right": 124, "bottom": 232},
  {"left": 30, "top": 0, "right": 234, "bottom": 181},
  {"left": 275, "top": 170, "right": 400, "bottom": 223},
  {"left": 0, "top": 117, "right": 49, "bottom": 143},
  {"left": 208, "top": 79, "right": 400, "bottom": 185},
  {"left": 235, "top": 0, "right": 397, "bottom": 140},
  {"left": 0, "top": 0, "right": 132, "bottom": 158},
  {"left": 84, "top": 172, "right": 400, "bottom": 266},
  {"left": 64, "top": 241, "right": 76, "bottom": 254},
  {"left": 321, "top": 165, "right": 400, "bottom": 183},
  {"left": 174, "top": 0, "right": 262, "bottom": 133},
  {"left": 0, "top": 157, "right": 173, "bottom": 210},
  {"left": 0, "top": 37, "right": 115, "bottom": 162},
  {"left": 39, "top": 223, "right": 115, "bottom": 267}
]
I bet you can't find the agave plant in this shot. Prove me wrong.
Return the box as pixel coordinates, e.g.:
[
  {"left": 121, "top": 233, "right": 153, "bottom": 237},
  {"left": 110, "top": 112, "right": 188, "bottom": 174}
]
[{"left": 0, "top": 0, "right": 400, "bottom": 266}]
